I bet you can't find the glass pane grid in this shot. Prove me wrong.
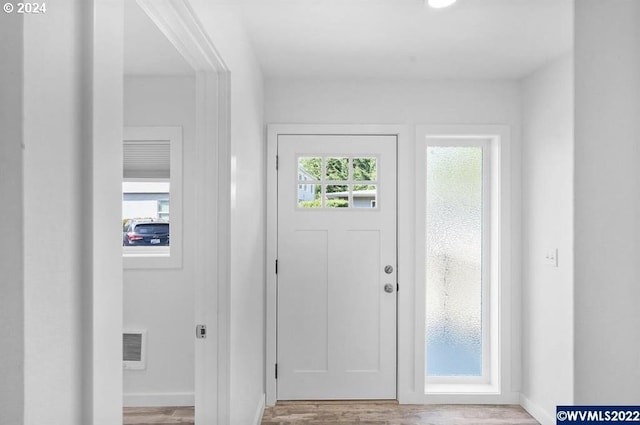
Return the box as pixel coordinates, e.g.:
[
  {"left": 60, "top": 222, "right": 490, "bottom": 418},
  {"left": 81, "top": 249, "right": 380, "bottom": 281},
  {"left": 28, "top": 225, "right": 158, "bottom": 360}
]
[{"left": 297, "top": 156, "right": 378, "bottom": 209}]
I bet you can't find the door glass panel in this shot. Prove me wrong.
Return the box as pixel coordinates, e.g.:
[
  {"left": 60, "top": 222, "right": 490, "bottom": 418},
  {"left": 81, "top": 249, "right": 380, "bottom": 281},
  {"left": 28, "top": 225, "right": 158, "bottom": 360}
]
[
  {"left": 296, "top": 156, "right": 380, "bottom": 210},
  {"left": 326, "top": 157, "right": 349, "bottom": 181},
  {"left": 353, "top": 157, "right": 377, "bottom": 181},
  {"left": 325, "top": 185, "right": 349, "bottom": 208},
  {"left": 298, "top": 183, "right": 321, "bottom": 208},
  {"left": 426, "top": 146, "right": 483, "bottom": 377},
  {"left": 298, "top": 157, "right": 322, "bottom": 180},
  {"left": 298, "top": 157, "right": 322, "bottom": 208},
  {"left": 353, "top": 184, "right": 377, "bottom": 209}
]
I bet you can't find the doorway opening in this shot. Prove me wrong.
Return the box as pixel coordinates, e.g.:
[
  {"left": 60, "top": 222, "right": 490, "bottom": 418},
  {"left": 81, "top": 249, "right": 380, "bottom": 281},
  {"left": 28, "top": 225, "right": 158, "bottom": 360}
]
[
  {"left": 109, "top": 0, "right": 232, "bottom": 423},
  {"left": 122, "top": 0, "right": 195, "bottom": 419}
]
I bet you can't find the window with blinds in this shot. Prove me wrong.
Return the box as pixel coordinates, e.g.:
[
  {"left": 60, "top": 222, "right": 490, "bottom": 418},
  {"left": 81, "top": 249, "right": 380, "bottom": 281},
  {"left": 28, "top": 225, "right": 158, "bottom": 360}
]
[
  {"left": 122, "top": 127, "right": 182, "bottom": 268},
  {"left": 123, "top": 140, "right": 170, "bottom": 179}
]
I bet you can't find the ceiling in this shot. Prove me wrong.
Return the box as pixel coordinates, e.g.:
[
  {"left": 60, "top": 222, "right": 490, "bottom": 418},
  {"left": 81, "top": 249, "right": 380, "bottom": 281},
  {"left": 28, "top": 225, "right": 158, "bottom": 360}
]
[{"left": 125, "top": 0, "right": 573, "bottom": 80}]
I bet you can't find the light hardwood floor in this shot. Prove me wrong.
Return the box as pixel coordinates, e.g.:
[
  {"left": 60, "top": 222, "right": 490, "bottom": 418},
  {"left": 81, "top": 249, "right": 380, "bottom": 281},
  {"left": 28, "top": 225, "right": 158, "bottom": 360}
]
[
  {"left": 124, "top": 402, "right": 540, "bottom": 425},
  {"left": 261, "top": 401, "right": 540, "bottom": 425},
  {"left": 123, "top": 407, "right": 194, "bottom": 425}
]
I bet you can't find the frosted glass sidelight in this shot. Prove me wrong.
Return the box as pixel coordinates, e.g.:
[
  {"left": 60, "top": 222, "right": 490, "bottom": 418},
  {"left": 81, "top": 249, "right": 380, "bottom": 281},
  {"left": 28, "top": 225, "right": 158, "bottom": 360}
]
[{"left": 426, "top": 147, "right": 483, "bottom": 377}]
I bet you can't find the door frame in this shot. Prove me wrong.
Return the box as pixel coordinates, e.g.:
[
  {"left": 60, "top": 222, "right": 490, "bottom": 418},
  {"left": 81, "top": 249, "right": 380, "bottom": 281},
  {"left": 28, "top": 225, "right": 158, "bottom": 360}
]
[
  {"left": 92, "top": 0, "right": 232, "bottom": 423},
  {"left": 265, "top": 124, "right": 410, "bottom": 405},
  {"left": 137, "top": 2, "right": 232, "bottom": 422}
]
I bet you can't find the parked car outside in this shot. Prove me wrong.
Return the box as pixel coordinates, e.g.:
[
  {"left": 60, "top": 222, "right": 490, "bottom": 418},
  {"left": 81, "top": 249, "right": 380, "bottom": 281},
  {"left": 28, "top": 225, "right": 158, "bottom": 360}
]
[{"left": 123, "top": 220, "right": 170, "bottom": 246}]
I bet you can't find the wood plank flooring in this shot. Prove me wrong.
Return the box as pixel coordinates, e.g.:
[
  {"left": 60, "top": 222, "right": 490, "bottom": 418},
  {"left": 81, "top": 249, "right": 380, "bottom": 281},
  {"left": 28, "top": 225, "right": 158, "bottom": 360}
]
[
  {"left": 261, "top": 401, "right": 540, "bottom": 425},
  {"left": 123, "top": 407, "right": 194, "bottom": 425},
  {"left": 123, "top": 402, "right": 540, "bottom": 425}
]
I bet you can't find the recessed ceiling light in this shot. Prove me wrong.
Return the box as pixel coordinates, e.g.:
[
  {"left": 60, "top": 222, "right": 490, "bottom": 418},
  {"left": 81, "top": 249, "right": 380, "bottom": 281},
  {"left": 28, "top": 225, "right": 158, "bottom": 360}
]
[{"left": 427, "top": 0, "right": 457, "bottom": 9}]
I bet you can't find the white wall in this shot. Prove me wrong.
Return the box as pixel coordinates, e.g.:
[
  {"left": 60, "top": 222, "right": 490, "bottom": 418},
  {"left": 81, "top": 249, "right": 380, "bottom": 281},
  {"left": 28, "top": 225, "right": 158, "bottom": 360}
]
[
  {"left": 267, "top": 79, "right": 521, "bottom": 126},
  {"left": 20, "top": 2, "right": 91, "bottom": 423},
  {"left": 184, "top": 4, "right": 267, "bottom": 423},
  {"left": 520, "top": 53, "right": 574, "bottom": 424},
  {"left": 266, "top": 78, "right": 522, "bottom": 402},
  {"left": 574, "top": 0, "right": 640, "bottom": 403},
  {"left": 0, "top": 12, "right": 24, "bottom": 425},
  {"left": 5, "top": 1, "right": 265, "bottom": 422},
  {"left": 123, "top": 76, "right": 196, "bottom": 405}
]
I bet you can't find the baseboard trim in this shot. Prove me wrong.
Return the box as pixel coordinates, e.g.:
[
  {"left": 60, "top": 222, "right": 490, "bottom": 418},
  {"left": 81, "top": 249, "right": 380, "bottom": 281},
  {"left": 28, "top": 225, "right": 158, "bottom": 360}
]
[
  {"left": 520, "top": 394, "right": 554, "bottom": 425},
  {"left": 123, "top": 392, "right": 195, "bottom": 407},
  {"left": 252, "top": 393, "right": 266, "bottom": 425}
]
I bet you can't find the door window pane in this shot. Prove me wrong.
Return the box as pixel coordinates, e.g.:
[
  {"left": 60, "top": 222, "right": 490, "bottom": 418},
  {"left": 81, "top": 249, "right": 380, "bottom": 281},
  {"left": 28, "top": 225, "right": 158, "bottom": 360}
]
[
  {"left": 298, "top": 184, "right": 322, "bottom": 208},
  {"left": 325, "top": 185, "right": 349, "bottom": 208},
  {"left": 425, "top": 147, "right": 483, "bottom": 377},
  {"left": 298, "top": 157, "right": 322, "bottom": 208},
  {"left": 352, "top": 184, "right": 377, "bottom": 209},
  {"left": 298, "top": 157, "right": 322, "bottom": 181},
  {"left": 326, "top": 158, "right": 349, "bottom": 181},
  {"left": 353, "top": 157, "right": 377, "bottom": 181}
]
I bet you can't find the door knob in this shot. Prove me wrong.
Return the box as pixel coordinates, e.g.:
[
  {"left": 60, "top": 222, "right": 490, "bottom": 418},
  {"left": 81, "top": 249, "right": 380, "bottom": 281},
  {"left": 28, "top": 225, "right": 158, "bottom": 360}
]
[{"left": 384, "top": 283, "right": 394, "bottom": 293}]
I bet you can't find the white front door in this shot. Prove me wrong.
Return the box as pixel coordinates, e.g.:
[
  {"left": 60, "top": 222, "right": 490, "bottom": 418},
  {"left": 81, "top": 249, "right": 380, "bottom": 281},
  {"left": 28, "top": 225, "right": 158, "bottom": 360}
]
[{"left": 276, "top": 134, "right": 397, "bottom": 400}]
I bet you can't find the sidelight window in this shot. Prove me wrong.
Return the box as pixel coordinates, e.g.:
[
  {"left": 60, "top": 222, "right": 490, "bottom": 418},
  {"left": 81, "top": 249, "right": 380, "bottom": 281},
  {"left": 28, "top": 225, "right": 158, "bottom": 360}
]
[{"left": 423, "top": 136, "right": 496, "bottom": 391}]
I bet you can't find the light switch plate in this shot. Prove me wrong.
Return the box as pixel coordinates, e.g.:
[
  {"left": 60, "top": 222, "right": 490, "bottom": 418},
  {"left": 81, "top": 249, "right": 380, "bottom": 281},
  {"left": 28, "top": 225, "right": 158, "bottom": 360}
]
[{"left": 544, "top": 248, "right": 558, "bottom": 267}]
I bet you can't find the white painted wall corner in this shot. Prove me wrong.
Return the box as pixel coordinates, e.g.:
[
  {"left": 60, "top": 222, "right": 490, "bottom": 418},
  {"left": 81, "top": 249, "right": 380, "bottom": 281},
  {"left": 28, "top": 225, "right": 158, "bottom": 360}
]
[
  {"left": 520, "top": 394, "right": 555, "bottom": 425},
  {"left": 252, "top": 393, "right": 266, "bottom": 425}
]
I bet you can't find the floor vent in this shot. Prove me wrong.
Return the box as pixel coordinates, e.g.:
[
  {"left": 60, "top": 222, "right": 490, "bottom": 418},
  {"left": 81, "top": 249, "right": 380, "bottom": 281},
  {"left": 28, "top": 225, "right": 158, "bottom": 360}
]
[{"left": 123, "top": 330, "right": 147, "bottom": 370}]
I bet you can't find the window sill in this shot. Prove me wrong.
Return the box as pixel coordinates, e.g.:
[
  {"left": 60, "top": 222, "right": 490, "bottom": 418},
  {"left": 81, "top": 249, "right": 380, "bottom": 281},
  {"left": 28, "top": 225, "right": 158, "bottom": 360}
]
[
  {"left": 424, "top": 383, "right": 499, "bottom": 395},
  {"left": 123, "top": 248, "right": 181, "bottom": 269}
]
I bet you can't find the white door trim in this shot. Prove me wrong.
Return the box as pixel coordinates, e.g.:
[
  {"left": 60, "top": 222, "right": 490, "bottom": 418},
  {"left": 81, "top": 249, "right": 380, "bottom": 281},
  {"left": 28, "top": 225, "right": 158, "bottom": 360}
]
[
  {"left": 137, "top": 1, "right": 232, "bottom": 422},
  {"left": 266, "top": 124, "right": 409, "bottom": 406},
  {"left": 92, "top": 0, "right": 232, "bottom": 423}
]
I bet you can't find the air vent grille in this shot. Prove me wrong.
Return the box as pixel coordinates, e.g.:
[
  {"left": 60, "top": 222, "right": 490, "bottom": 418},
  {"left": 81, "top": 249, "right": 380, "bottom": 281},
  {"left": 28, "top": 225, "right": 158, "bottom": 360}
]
[{"left": 123, "top": 331, "right": 146, "bottom": 370}]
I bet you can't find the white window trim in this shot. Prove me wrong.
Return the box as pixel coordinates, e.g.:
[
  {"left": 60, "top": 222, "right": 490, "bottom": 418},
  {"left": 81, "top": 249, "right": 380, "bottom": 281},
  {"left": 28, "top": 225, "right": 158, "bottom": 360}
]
[
  {"left": 414, "top": 125, "right": 516, "bottom": 403},
  {"left": 123, "top": 126, "right": 183, "bottom": 269}
]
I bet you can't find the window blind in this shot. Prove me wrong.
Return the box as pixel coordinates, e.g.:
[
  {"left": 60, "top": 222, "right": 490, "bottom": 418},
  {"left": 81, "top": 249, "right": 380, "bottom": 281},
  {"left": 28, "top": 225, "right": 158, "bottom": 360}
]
[{"left": 123, "top": 140, "right": 170, "bottom": 179}]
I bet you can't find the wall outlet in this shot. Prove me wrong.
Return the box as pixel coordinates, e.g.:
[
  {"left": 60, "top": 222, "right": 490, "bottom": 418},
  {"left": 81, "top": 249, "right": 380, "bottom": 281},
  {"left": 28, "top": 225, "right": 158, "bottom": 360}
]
[{"left": 544, "top": 248, "right": 558, "bottom": 267}]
